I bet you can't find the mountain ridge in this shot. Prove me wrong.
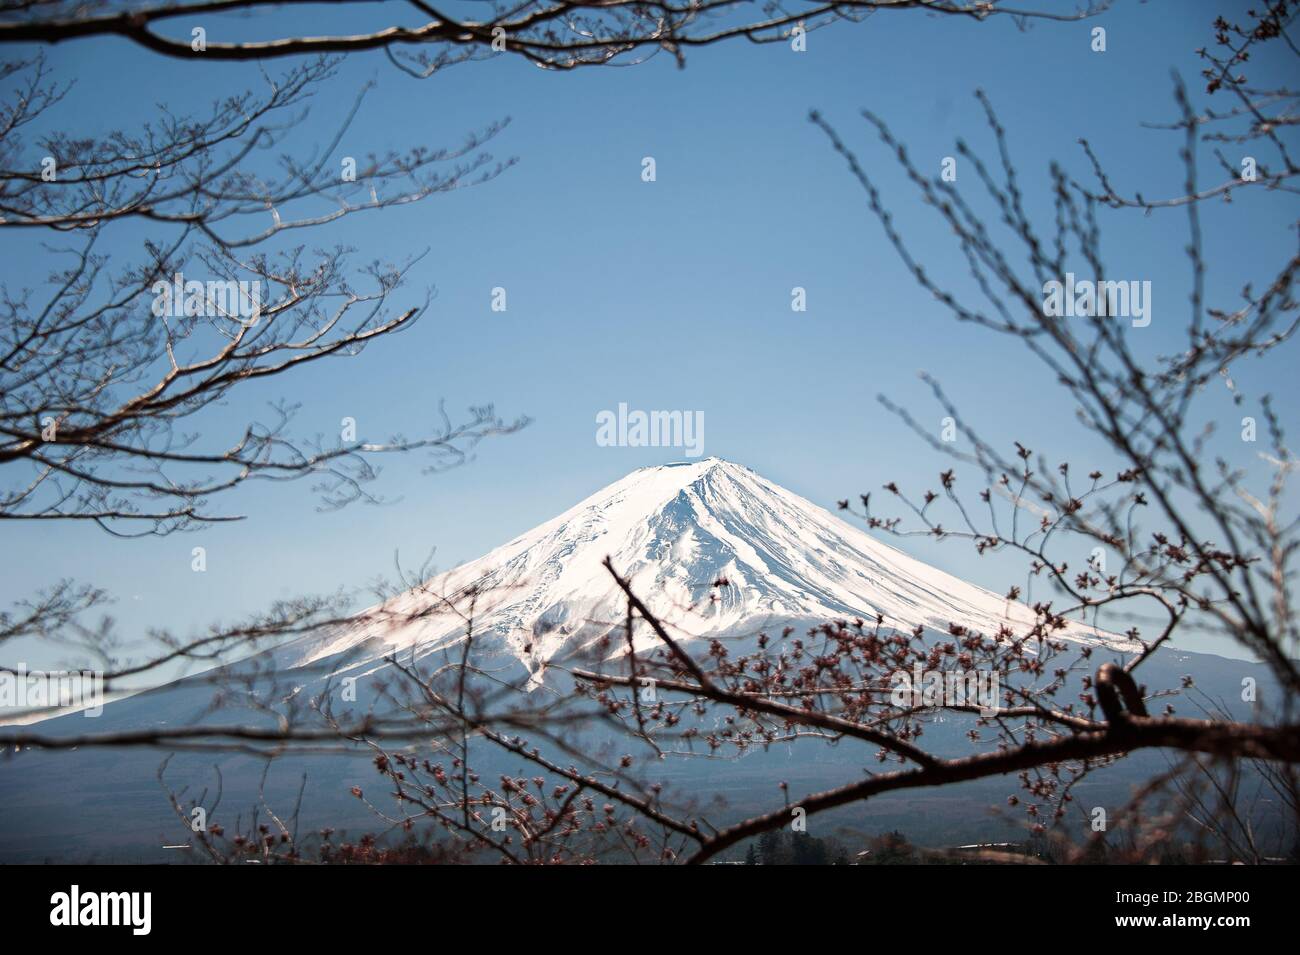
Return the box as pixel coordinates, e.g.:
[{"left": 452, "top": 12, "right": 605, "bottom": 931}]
[
  {"left": 4, "top": 459, "right": 1274, "bottom": 863},
  {"left": 278, "top": 457, "right": 1136, "bottom": 680}
]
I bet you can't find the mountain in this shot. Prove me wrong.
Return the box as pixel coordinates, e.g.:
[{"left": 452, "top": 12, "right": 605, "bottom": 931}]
[
  {"left": 279, "top": 457, "right": 1134, "bottom": 681},
  {"left": 2, "top": 459, "right": 1271, "bottom": 862}
]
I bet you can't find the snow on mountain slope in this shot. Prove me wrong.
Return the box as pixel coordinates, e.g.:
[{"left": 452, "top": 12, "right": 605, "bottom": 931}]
[{"left": 282, "top": 458, "right": 1134, "bottom": 678}]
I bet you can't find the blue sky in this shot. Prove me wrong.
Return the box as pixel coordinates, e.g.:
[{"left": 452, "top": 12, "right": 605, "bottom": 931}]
[{"left": 3, "top": 0, "right": 1295, "bottom": 670}]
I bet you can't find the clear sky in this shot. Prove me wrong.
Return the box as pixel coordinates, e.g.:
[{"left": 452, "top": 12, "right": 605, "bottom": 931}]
[{"left": 2, "top": 0, "right": 1295, "bottom": 672}]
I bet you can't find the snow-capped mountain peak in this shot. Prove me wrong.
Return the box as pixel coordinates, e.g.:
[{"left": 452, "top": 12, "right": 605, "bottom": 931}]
[{"left": 287, "top": 458, "right": 1132, "bottom": 674}]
